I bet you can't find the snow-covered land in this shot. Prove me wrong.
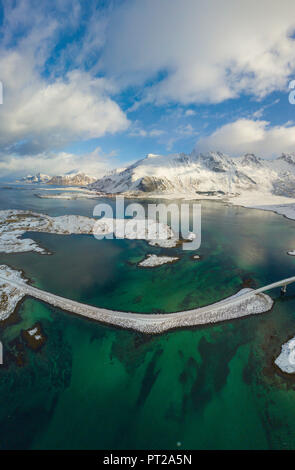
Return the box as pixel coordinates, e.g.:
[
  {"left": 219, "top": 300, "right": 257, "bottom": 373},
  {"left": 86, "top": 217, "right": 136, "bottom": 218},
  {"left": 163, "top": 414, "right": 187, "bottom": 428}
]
[
  {"left": 39, "top": 187, "right": 96, "bottom": 193},
  {"left": 233, "top": 193, "right": 295, "bottom": 221},
  {"left": 35, "top": 191, "right": 101, "bottom": 200},
  {"left": 0, "top": 265, "right": 28, "bottom": 320},
  {"left": 17, "top": 171, "right": 98, "bottom": 186},
  {"left": 89, "top": 152, "right": 295, "bottom": 218},
  {"left": 0, "top": 210, "right": 185, "bottom": 254},
  {"left": 28, "top": 327, "right": 38, "bottom": 336},
  {"left": 138, "top": 254, "right": 179, "bottom": 267},
  {"left": 0, "top": 266, "right": 274, "bottom": 332},
  {"left": 47, "top": 170, "right": 97, "bottom": 186},
  {"left": 17, "top": 173, "right": 51, "bottom": 183},
  {"left": 18, "top": 151, "right": 295, "bottom": 225},
  {"left": 275, "top": 337, "right": 295, "bottom": 374}
]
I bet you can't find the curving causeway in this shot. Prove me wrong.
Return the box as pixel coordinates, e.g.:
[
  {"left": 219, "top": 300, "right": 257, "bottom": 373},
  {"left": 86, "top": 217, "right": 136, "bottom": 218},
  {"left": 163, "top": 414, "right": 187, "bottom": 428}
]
[{"left": 5, "top": 273, "right": 295, "bottom": 333}]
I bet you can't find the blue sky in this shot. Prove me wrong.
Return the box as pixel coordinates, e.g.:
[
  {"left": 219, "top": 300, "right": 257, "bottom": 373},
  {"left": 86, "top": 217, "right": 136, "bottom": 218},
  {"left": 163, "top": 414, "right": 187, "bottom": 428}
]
[{"left": 1, "top": 0, "right": 295, "bottom": 178}]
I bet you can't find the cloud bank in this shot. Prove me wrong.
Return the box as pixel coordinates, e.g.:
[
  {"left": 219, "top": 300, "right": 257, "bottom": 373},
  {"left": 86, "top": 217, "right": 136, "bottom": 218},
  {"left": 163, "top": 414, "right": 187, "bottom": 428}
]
[
  {"left": 1, "top": 0, "right": 295, "bottom": 176},
  {"left": 103, "top": 0, "right": 295, "bottom": 105},
  {"left": 0, "top": 1, "right": 129, "bottom": 158},
  {"left": 196, "top": 119, "right": 295, "bottom": 158},
  {"left": 0, "top": 147, "right": 118, "bottom": 179}
]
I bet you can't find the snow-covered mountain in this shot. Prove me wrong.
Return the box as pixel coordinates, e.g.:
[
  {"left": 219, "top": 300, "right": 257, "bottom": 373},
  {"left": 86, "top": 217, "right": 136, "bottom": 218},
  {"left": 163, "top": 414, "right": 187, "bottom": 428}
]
[
  {"left": 47, "top": 171, "right": 97, "bottom": 186},
  {"left": 17, "top": 170, "right": 97, "bottom": 186},
  {"left": 89, "top": 151, "right": 295, "bottom": 199},
  {"left": 18, "top": 173, "right": 51, "bottom": 183}
]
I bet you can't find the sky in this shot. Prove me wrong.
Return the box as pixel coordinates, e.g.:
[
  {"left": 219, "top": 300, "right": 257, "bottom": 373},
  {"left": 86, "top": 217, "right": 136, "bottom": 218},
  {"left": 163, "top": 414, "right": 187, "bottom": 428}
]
[{"left": 1, "top": 0, "right": 295, "bottom": 179}]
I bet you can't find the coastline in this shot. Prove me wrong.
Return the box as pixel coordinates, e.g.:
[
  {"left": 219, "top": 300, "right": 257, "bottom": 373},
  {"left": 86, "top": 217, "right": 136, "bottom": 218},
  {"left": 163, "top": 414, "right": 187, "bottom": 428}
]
[
  {"left": 1, "top": 191, "right": 294, "bottom": 339},
  {"left": 0, "top": 209, "right": 186, "bottom": 254},
  {"left": 82, "top": 187, "right": 295, "bottom": 224}
]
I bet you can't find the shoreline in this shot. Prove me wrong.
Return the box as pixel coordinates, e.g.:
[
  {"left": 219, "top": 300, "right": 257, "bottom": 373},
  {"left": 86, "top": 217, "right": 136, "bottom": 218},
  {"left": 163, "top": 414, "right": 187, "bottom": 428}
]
[
  {"left": 1, "top": 192, "right": 294, "bottom": 339},
  {"left": 3, "top": 181, "right": 295, "bottom": 223},
  {"left": 0, "top": 209, "right": 185, "bottom": 255},
  {"left": 81, "top": 189, "right": 295, "bottom": 224}
]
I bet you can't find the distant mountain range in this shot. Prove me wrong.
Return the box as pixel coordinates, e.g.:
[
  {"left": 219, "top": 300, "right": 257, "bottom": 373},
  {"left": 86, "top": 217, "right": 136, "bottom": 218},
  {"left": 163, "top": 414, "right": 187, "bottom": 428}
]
[
  {"left": 47, "top": 171, "right": 97, "bottom": 186},
  {"left": 18, "top": 171, "right": 97, "bottom": 186},
  {"left": 89, "top": 151, "right": 295, "bottom": 199},
  {"left": 17, "top": 151, "right": 295, "bottom": 199},
  {"left": 18, "top": 173, "right": 51, "bottom": 183}
]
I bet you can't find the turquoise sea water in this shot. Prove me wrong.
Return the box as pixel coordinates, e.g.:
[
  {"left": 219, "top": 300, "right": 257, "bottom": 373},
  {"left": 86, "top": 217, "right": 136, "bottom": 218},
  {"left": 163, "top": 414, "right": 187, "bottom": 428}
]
[{"left": 1, "top": 185, "right": 295, "bottom": 449}]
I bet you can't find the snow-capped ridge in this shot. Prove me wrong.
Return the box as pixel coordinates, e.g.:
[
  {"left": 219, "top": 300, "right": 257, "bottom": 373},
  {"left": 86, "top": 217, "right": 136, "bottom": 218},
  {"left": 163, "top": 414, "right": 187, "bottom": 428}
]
[
  {"left": 18, "top": 173, "right": 51, "bottom": 183},
  {"left": 47, "top": 172, "right": 97, "bottom": 186},
  {"left": 278, "top": 153, "right": 295, "bottom": 165},
  {"left": 89, "top": 149, "right": 295, "bottom": 199},
  {"left": 240, "top": 153, "right": 262, "bottom": 167}
]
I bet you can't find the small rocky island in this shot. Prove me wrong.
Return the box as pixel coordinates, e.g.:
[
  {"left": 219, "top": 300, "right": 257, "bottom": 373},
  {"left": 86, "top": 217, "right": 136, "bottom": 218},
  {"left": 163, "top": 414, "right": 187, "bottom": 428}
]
[
  {"left": 275, "top": 337, "right": 295, "bottom": 374},
  {"left": 138, "top": 254, "right": 179, "bottom": 268},
  {"left": 287, "top": 250, "right": 295, "bottom": 256},
  {"left": 21, "top": 323, "right": 46, "bottom": 351}
]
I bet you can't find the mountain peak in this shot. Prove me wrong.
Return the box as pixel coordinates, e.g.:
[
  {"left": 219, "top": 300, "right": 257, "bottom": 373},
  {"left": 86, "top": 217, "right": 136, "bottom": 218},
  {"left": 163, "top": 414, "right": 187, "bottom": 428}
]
[
  {"left": 241, "top": 153, "right": 262, "bottom": 166},
  {"left": 146, "top": 153, "right": 160, "bottom": 159},
  {"left": 19, "top": 173, "right": 51, "bottom": 183},
  {"left": 278, "top": 153, "right": 295, "bottom": 165},
  {"left": 197, "top": 151, "right": 233, "bottom": 172},
  {"left": 47, "top": 172, "right": 97, "bottom": 186}
]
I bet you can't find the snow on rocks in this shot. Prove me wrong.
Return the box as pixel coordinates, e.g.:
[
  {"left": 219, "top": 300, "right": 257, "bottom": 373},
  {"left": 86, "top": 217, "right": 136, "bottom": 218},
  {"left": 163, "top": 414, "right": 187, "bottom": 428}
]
[
  {"left": 232, "top": 195, "right": 295, "bottom": 222},
  {"left": 35, "top": 192, "right": 100, "bottom": 200},
  {"left": 0, "top": 209, "right": 181, "bottom": 255},
  {"left": 0, "top": 265, "right": 28, "bottom": 320},
  {"left": 28, "top": 327, "right": 38, "bottom": 336},
  {"left": 21, "top": 322, "right": 46, "bottom": 350},
  {"left": 275, "top": 337, "right": 295, "bottom": 374},
  {"left": 186, "top": 232, "right": 196, "bottom": 241},
  {"left": 0, "top": 210, "right": 50, "bottom": 254},
  {"left": 39, "top": 187, "right": 96, "bottom": 193},
  {"left": 148, "top": 238, "right": 178, "bottom": 248},
  {"left": 138, "top": 254, "right": 179, "bottom": 267}
]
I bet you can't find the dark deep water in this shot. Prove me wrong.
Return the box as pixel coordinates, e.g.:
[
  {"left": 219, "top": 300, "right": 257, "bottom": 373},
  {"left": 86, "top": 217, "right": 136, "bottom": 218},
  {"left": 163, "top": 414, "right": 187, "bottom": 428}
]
[{"left": 1, "top": 184, "right": 295, "bottom": 449}]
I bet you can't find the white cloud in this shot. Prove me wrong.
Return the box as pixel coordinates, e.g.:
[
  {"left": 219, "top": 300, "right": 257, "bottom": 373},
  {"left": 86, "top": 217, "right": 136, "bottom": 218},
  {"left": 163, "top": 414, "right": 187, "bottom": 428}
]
[
  {"left": 149, "top": 129, "right": 165, "bottom": 137},
  {"left": 0, "top": 146, "right": 119, "bottom": 179},
  {"left": 196, "top": 119, "right": 295, "bottom": 158},
  {"left": 252, "top": 99, "right": 280, "bottom": 119},
  {"left": 129, "top": 127, "right": 148, "bottom": 137},
  {"left": 177, "top": 124, "right": 198, "bottom": 136},
  {"left": 0, "top": 55, "right": 129, "bottom": 155},
  {"left": 129, "top": 123, "right": 165, "bottom": 138},
  {"left": 185, "top": 109, "right": 196, "bottom": 117},
  {"left": 103, "top": 0, "right": 295, "bottom": 105},
  {"left": 0, "top": 1, "right": 129, "bottom": 157}
]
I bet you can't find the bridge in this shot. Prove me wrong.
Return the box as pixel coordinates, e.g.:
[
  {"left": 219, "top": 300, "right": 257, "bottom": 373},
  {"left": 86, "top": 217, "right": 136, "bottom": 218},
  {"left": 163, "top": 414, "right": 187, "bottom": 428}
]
[
  {"left": 1, "top": 274, "right": 295, "bottom": 334},
  {"left": 242, "top": 276, "right": 295, "bottom": 296}
]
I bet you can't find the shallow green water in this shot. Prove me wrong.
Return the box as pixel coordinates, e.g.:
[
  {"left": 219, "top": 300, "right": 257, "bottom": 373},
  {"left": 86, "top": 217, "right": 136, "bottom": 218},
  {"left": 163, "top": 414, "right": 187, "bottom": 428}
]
[{"left": 1, "top": 185, "right": 295, "bottom": 449}]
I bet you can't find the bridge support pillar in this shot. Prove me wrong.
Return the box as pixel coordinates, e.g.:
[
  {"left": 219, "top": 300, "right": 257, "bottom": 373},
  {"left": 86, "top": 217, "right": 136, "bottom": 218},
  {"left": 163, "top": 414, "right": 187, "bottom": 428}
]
[{"left": 281, "top": 285, "right": 287, "bottom": 294}]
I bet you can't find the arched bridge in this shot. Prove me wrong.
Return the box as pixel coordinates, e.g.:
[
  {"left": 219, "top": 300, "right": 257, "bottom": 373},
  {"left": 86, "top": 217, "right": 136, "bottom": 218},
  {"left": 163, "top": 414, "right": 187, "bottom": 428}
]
[{"left": 1, "top": 274, "right": 295, "bottom": 334}]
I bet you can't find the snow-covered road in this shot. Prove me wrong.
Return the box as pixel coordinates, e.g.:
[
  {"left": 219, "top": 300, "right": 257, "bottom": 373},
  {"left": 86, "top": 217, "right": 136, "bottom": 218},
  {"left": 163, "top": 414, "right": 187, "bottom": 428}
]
[{"left": 0, "top": 272, "right": 280, "bottom": 333}]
